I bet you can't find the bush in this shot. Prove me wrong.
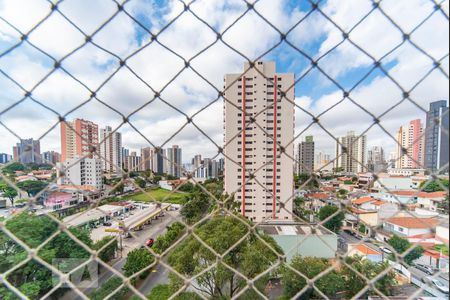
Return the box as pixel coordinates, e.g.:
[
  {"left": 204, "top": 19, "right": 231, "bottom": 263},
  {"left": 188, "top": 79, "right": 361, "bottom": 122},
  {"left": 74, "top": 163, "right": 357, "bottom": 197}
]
[{"left": 89, "top": 277, "right": 127, "bottom": 300}]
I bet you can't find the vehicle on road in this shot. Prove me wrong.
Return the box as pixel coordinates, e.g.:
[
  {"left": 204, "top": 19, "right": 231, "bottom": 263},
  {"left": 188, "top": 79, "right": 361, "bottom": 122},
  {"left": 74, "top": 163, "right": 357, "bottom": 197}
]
[
  {"left": 415, "top": 264, "right": 437, "bottom": 275},
  {"left": 431, "top": 278, "right": 449, "bottom": 294},
  {"left": 146, "top": 238, "right": 154, "bottom": 247},
  {"left": 380, "top": 246, "right": 393, "bottom": 254},
  {"left": 103, "top": 221, "right": 112, "bottom": 226}
]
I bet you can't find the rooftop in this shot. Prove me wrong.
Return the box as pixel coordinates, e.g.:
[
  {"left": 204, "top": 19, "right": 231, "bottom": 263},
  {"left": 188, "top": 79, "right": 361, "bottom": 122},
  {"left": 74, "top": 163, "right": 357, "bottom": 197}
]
[
  {"left": 355, "top": 244, "right": 381, "bottom": 255},
  {"left": 258, "top": 224, "right": 331, "bottom": 236},
  {"left": 352, "top": 197, "right": 375, "bottom": 205},
  {"left": 386, "top": 217, "right": 440, "bottom": 229}
]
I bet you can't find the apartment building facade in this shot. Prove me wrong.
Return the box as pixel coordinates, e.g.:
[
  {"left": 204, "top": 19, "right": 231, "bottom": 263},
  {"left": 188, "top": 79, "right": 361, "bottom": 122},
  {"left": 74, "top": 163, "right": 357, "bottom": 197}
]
[
  {"left": 424, "top": 100, "right": 449, "bottom": 172},
  {"left": 297, "top": 135, "right": 315, "bottom": 174},
  {"left": 61, "top": 119, "right": 99, "bottom": 162},
  {"left": 396, "top": 119, "right": 425, "bottom": 169},
  {"left": 99, "top": 126, "right": 122, "bottom": 174},
  {"left": 57, "top": 157, "right": 103, "bottom": 190},
  {"left": 334, "top": 131, "right": 367, "bottom": 173},
  {"left": 224, "top": 61, "right": 294, "bottom": 222}
]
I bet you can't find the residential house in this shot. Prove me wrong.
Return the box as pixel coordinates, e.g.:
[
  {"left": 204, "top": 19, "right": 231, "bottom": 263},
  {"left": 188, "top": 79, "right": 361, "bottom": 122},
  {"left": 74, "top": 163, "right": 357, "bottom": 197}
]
[
  {"left": 348, "top": 244, "right": 383, "bottom": 263},
  {"left": 383, "top": 217, "right": 440, "bottom": 237}
]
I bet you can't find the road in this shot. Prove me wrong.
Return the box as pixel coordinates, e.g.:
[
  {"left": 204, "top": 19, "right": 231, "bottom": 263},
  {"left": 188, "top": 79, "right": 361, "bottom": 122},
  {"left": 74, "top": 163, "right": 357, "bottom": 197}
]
[{"left": 61, "top": 210, "right": 181, "bottom": 300}]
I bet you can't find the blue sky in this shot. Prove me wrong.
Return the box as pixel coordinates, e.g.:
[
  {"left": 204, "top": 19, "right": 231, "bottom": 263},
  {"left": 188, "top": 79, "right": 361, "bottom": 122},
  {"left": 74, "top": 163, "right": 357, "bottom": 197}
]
[{"left": 0, "top": 0, "right": 448, "bottom": 163}]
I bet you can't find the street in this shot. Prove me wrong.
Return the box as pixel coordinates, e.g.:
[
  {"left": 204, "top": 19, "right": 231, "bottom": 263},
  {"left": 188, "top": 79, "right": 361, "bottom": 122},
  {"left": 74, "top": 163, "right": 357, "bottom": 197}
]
[{"left": 61, "top": 210, "right": 181, "bottom": 300}]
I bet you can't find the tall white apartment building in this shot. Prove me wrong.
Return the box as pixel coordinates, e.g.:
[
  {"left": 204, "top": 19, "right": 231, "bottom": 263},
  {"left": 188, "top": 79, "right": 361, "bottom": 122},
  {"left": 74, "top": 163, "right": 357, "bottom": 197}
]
[
  {"left": 57, "top": 157, "right": 103, "bottom": 190},
  {"left": 335, "top": 131, "right": 367, "bottom": 174},
  {"left": 100, "top": 126, "right": 122, "bottom": 174},
  {"left": 224, "top": 61, "right": 294, "bottom": 223}
]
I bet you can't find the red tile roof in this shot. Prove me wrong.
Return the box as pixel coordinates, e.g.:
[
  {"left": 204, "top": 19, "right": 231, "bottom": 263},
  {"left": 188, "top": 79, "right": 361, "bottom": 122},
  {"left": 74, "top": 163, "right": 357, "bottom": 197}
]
[
  {"left": 386, "top": 217, "right": 440, "bottom": 229},
  {"left": 373, "top": 200, "right": 387, "bottom": 206},
  {"left": 390, "top": 190, "right": 447, "bottom": 198},
  {"left": 356, "top": 244, "right": 381, "bottom": 255},
  {"left": 352, "top": 197, "right": 375, "bottom": 205}
]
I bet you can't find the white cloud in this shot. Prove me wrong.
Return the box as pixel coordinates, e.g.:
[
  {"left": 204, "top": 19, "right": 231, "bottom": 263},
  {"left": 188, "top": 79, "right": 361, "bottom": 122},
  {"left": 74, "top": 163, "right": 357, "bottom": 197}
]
[{"left": 0, "top": 0, "right": 448, "bottom": 164}]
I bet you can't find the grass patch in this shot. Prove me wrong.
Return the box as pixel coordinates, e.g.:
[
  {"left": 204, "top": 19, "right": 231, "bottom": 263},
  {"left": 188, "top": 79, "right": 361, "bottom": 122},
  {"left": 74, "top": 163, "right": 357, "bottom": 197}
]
[
  {"left": 434, "top": 244, "right": 449, "bottom": 256},
  {"left": 123, "top": 188, "right": 189, "bottom": 204}
]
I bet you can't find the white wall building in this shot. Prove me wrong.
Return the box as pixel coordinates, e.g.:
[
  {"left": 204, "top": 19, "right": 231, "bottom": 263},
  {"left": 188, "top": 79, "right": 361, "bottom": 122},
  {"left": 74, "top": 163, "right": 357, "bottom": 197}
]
[
  {"left": 100, "top": 126, "right": 122, "bottom": 174},
  {"left": 335, "top": 131, "right": 367, "bottom": 174},
  {"left": 224, "top": 61, "right": 294, "bottom": 222},
  {"left": 57, "top": 157, "right": 103, "bottom": 190}
]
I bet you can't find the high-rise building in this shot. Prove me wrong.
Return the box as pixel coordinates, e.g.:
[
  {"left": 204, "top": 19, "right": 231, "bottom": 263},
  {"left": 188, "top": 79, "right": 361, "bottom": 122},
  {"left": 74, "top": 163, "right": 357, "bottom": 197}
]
[
  {"left": 42, "top": 151, "right": 61, "bottom": 165},
  {"left": 141, "top": 147, "right": 153, "bottom": 171},
  {"left": 387, "top": 152, "right": 397, "bottom": 169},
  {"left": 99, "top": 126, "right": 122, "bottom": 174},
  {"left": 315, "top": 151, "right": 332, "bottom": 172},
  {"left": 192, "top": 154, "right": 203, "bottom": 177},
  {"left": 335, "top": 131, "right": 367, "bottom": 173},
  {"left": 61, "top": 119, "right": 99, "bottom": 162},
  {"left": 367, "top": 146, "right": 386, "bottom": 173},
  {"left": 224, "top": 61, "right": 294, "bottom": 222},
  {"left": 13, "top": 139, "right": 42, "bottom": 164},
  {"left": 166, "top": 145, "right": 182, "bottom": 178},
  {"left": 57, "top": 157, "right": 103, "bottom": 190},
  {"left": 396, "top": 119, "right": 425, "bottom": 169},
  {"left": 152, "top": 148, "right": 166, "bottom": 175},
  {"left": 297, "top": 136, "right": 315, "bottom": 174},
  {"left": 121, "top": 147, "right": 129, "bottom": 169},
  {"left": 0, "top": 153, "right": 12, "bottom": 164},
  {"left": 124, "top": 152, "right": 142, "bottom": 172},
  {"left": 424, "top": 100, "right": 449, "bottom": 172}
]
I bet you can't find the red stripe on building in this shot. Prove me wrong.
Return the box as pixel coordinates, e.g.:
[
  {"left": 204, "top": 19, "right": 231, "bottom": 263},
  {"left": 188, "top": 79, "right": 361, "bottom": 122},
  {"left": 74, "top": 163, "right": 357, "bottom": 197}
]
[
  {"left": 273, "top": 76, "right": 278, "bottom": 219},
  {"left": 242, "top": 76, "right": 246, "bottom": 218}
]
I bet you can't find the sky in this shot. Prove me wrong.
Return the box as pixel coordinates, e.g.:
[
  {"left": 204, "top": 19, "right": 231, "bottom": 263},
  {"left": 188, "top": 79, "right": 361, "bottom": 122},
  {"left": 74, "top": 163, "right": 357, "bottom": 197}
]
[{"left": 0, "top": 0, "right": 448, "bottom": 163}]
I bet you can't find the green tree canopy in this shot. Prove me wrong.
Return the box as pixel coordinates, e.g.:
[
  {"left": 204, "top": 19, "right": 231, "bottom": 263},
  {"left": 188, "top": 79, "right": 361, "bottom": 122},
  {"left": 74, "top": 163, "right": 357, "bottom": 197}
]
[
  {"left": 420, "top": 178, "right": 449, "bottom": 192},
  {"left": 168, "top": 216, "right": 282, "bottom": 299},
  {"left": 123, "top": 248, "right": 155, "bottom": 281},
  {"left": 318, "top": 205, "right": 344, "bottom": 233},
  {"left": 388, "top": 235, "right": 424, "bottom": 265}
]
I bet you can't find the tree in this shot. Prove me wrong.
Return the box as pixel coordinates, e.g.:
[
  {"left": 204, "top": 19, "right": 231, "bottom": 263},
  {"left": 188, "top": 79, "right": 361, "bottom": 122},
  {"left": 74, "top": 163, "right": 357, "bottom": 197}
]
[
  {"left": 180, "top": 196, "right": 210, "bottom": 224},
  {"left": 134, "top": 177, "right": 146, "bottom": 189},
  {"left": 89, "top": 277, "right": 127, "bottom": 300},
  {"left": 123, "top": 248, "right": 155, "bottom": 281},
  {"left": 112, "top": 182, "right": 124, "bottom": 195},
  {"left": 168, "top": 217, "right": 282, "bottom": 299},
  {"left": 0, "top": 182, "right": 18, "bottom": 206},
  {"left": 2, "top": 162, "right": 26, "bottom": 174},
  {"left": 153, "top": 222, "right": 185, "bottom": 254},
  {"left": 178, "top": 182, "right": 194, "bottom": 193},
  {"left": 420, "top": 179, "right": 449, "bottom": 192},
  {"left": 388, "top": 235, "right": 424, "bottom": 265},
  {"left": 281, "top": 255, "right": 345, "bottom": 299},
  {"left": 2, "top": 212, "right": 93, "bottom": 299},
  {"left": 92, "top": 236, "right": 118, "bottom": 262},
  {"left": 16, "top": 180, "right": 47, "bottom": 197},
  {"left": 342, "top": 256, "right": 397, "bottom": 297},
  {"left": 437, "top": 195, "right": 449, "bottom": 215},
  {"left": 318, "top": 205, "right": 344, "bottom": 233}
]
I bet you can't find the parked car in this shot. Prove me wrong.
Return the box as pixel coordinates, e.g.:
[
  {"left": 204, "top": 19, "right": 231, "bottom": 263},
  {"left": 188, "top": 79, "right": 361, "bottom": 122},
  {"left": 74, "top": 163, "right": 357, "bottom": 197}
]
[
  {"left": 415, "top": 264, "right": 437, "bottom": 275},
  {"left": 103, "top": 221, "right": 112, "bottom": 226},
  {"left": 380, "top": 247, "right": 393, "bottom": 254},
  {"left": 146, "top": 238, "right": 154, "bottom": 247},
  {"left": 431, "top": 278, "right": 449, "bottom": 294}
]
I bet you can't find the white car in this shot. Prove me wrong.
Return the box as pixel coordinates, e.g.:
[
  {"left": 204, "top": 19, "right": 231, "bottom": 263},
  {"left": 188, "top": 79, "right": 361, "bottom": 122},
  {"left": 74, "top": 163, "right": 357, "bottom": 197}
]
[
  {"left": 431, "top": 278, "right": 449, "bottom": 294},
  {"left": 380, "top": 247, "right": 393, "bottom": 254}
]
